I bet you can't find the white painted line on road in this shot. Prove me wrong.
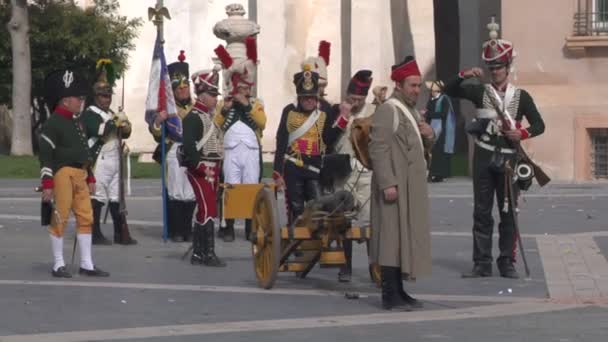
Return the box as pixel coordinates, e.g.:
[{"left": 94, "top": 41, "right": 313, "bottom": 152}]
[
  {"left": 2, "top": 193, "right": 608, "bottom": 202},
  {"left": 2, "top": 214, "right": 608, "bottom": 239},
  {"left": 431, "top": 193, "right": 608, "bottom": 199},
  {"left": 0, "top": 279, "right": 542, "bottom": 304},
  {"left": 0, "top": 197, "right": 160, "bottom": 202},
  {"left": 0, "top": 302, "right": 581, "bottom": 342}
]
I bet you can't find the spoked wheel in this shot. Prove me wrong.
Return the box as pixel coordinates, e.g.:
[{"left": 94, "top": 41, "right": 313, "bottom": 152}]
[{"left": 251, "top": 186, "right": 281, "bottom": 289}]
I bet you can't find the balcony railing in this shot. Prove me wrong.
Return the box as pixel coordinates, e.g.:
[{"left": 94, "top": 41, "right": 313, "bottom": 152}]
[{"left": 573, "top": 11, "right": 608, "bottom": 36}]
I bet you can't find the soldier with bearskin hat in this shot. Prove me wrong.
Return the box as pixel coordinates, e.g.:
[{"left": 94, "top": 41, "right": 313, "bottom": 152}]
[
  {"left": 149, "top": 51, "right": 197, "bottom": 243},
  {"left": 444, "top": 18, "right": 545, "bottom": 279},
  {"left": 213, "top": 36, "right": 267, "bottom": 242},
  {"left": 181, "top": 66, "right": 226, "bottom": 267},
  {"left": 331, "top": 69, "right": 375, "bottom": 282},
  {"left": 82, "top": 59, "right": 137, "bottom": 246},
  {"left": 39, "top": 68, "right": 110, "bottom": 278},
  {"left": 369, "top": 56, "right": 435, "bottom": 310},
  {"left": 273, "top": 68, "right": 351, "bottom": 224}
]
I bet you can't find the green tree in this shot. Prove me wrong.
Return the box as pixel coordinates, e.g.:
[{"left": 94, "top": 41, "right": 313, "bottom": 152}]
[{"left": 0, "top": 0, "right": 142, "bottom": 153}]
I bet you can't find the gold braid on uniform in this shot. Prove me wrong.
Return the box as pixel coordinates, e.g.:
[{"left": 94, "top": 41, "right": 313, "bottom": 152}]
[{"left": 286, "top": 110, "right": 326, "bottom": 165}]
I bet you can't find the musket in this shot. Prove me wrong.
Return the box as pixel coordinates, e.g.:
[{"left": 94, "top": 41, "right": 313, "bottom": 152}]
[{"left": 116, "top": 74, "right": 130, "bottom": 243}]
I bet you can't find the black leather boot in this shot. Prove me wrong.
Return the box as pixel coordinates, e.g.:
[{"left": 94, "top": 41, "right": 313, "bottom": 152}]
[
  {"left": 395, "top": 270, "right": 423, "bottom": 308},
  {"left": 380, "top": 266, "right": 411, "bottom": 311},
  {"left": 223, "top": 219, "right": 235, "bottom": 242},
  {"left": 171, "top": 202, "right": 185, "bottom": 242},
  {"left": 203, "top": 221, "right": 226, "bottom": 267},
  {"left": 244, "top": 219, "right": 252, "bottom": 241},
  {"left": 338, "top": 240, "right": 353, "bottom": 282},
  {"left": 91, "top": 199, "right": 112, "bottom": 245},
  {"left": 167, "top": 200, "right": 179, "bottom": 241},
  {"left": 190, "top": 223, "right": 204, "bottom": 265},
  {"left": 109, "top": 202, "right": 137, "bottom": 245},
  {"left": 182, "top": 201, "right": 196, "bottom": 242},
  {"left": 461, "top": 263, "right": 493, "bottom": 278},
  {"left": 497, "top": 258, "right": 519, "bottom": 279}
]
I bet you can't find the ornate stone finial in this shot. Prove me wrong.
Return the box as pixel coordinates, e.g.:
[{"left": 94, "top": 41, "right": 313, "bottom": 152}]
[
  {"left": 213, "top": 3, "right": 260, "bottom": 43},
  {"left": 226, "top": 3, "right": 246, "bottom": 17}
]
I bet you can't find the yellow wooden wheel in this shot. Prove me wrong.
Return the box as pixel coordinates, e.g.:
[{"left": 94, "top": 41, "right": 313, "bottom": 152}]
[{"left": 251, "top": 186, "right": 281, "bottom": 289}]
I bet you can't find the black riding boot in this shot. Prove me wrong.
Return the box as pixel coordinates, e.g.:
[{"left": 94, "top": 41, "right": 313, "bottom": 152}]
[
  {"left": 190, "top": 223, "right": 204, "bottom": 265},
  {"left": 223, "top": 219, "right": 235, "bottom": 242},
  {"left": 380, "top": 266, "right": 411, "bottom": 311},
  {"left": 202, "top": 221, "right": 226, "bottom": 267},
  {"left": 182, "top": 201, "right": 196, "bottom": 242},
  {"left": 497, "top": 257, "right": 520, "bottom": 279},
  {"left": 170, "top": 202, "right": 185, "bottom": 242},
  {"left": 92, "top": 199, "right": 111, "bottom": 245},
  {"left": 167, "top": 200, "right": 180, "bottom": 241},
  {"left": 395, "top": 270, "right": 423, "bottom": 308},
  {"left": 109, "top": 202, "right": 137, "bottom": 245},
  {"left": 244, "top": 219, "right": 252, "bottom": 241},
  {"left": 338, "top": 240, "right": 352, "bottom": 282}
]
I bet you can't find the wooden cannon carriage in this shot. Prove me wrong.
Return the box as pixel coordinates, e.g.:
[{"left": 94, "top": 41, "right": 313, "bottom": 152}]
[{"left": 220, "top": 183, "right": 380, "bottom": 289}]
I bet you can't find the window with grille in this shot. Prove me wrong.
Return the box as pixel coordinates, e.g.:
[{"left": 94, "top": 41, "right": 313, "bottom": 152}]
[
  {"left": 574, "top": 0, "right": 608, "bottom": 35},
  {"left": 590, "top": 128, "right": 608, "bottom": 179},
  {"left": 594, "top": 0, "right": 608, "bottom": 32}
]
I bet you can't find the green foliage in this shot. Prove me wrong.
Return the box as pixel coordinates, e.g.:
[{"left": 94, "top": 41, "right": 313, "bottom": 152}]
[{"left": 0, "top": 0, "right": 142, "bottom": 105}]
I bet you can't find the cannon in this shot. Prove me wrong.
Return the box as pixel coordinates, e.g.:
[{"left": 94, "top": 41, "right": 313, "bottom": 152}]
[{"left": 221, "top": 183, "right": 380, "bottom": 289}]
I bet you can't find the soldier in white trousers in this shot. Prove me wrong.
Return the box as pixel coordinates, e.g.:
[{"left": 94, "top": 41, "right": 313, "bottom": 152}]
[
  {"left": 332, "top": 70, "right": 375, "bottom": 282},
  {"left": 214, "top": 37, "right": 267, "bottom": 241},
  {"left": 83, "top": 59, "right": 136, "bottom": 245}
]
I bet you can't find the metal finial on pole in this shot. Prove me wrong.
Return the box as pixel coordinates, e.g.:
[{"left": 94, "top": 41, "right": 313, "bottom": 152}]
[
  {"left": 148, "top": 0, "right": 171, "bottom": 44},
  {"left": 148, "top": 0, "right": 172, "bottom": 242}
]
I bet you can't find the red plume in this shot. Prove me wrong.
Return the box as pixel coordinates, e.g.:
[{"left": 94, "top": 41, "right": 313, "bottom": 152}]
[
  {"left": 214, "top": 45, "right": 233, "bottom": 68},
  {"left": 245, "top": 36, "right": 257, "bottom": 63},
  {"left": 318, "top": 40, "right": 330, "bottom": 66},
  {"left": 178, "top": 50, "right": 186, "bottom": 62}
]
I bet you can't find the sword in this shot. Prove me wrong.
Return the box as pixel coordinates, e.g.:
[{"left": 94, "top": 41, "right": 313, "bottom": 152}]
[
  {"left": 36, "top": 186, "right": 78, "bottom": 272},
  {"left": 102, "top": 200, "right": 110, "bottom": 224},
  {"left": 505, "top": 161, "right": 531, "bottom": 278}
]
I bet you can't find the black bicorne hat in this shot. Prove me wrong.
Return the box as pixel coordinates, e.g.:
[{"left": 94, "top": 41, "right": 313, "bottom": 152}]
[{"left": 44, "top": 69, "right": 89, "bottom": 110}]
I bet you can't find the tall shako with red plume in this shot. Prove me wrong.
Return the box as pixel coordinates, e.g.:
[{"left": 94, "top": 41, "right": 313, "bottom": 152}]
[{"left": 481, "top": 16, "right": 514, "bottom": 67}]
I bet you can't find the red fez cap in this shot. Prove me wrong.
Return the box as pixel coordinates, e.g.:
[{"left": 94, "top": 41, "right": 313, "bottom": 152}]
[{"left": 390, "top": 56, "right": 421, "bottom": 82}]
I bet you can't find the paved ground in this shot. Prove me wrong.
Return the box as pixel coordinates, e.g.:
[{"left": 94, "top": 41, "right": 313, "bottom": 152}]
[{"left": 0, "top": 178, "right": 607, "bottom": 341}]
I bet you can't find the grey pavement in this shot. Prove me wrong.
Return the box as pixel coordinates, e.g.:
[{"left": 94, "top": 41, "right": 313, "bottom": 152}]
[{"left": 0, "top": 179, "right": 607, "bottom": 341}]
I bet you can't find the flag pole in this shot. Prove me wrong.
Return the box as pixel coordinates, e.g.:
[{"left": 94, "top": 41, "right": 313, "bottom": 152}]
[{"left": 149, "top": 0, "right": 170, "bottom": 242}]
